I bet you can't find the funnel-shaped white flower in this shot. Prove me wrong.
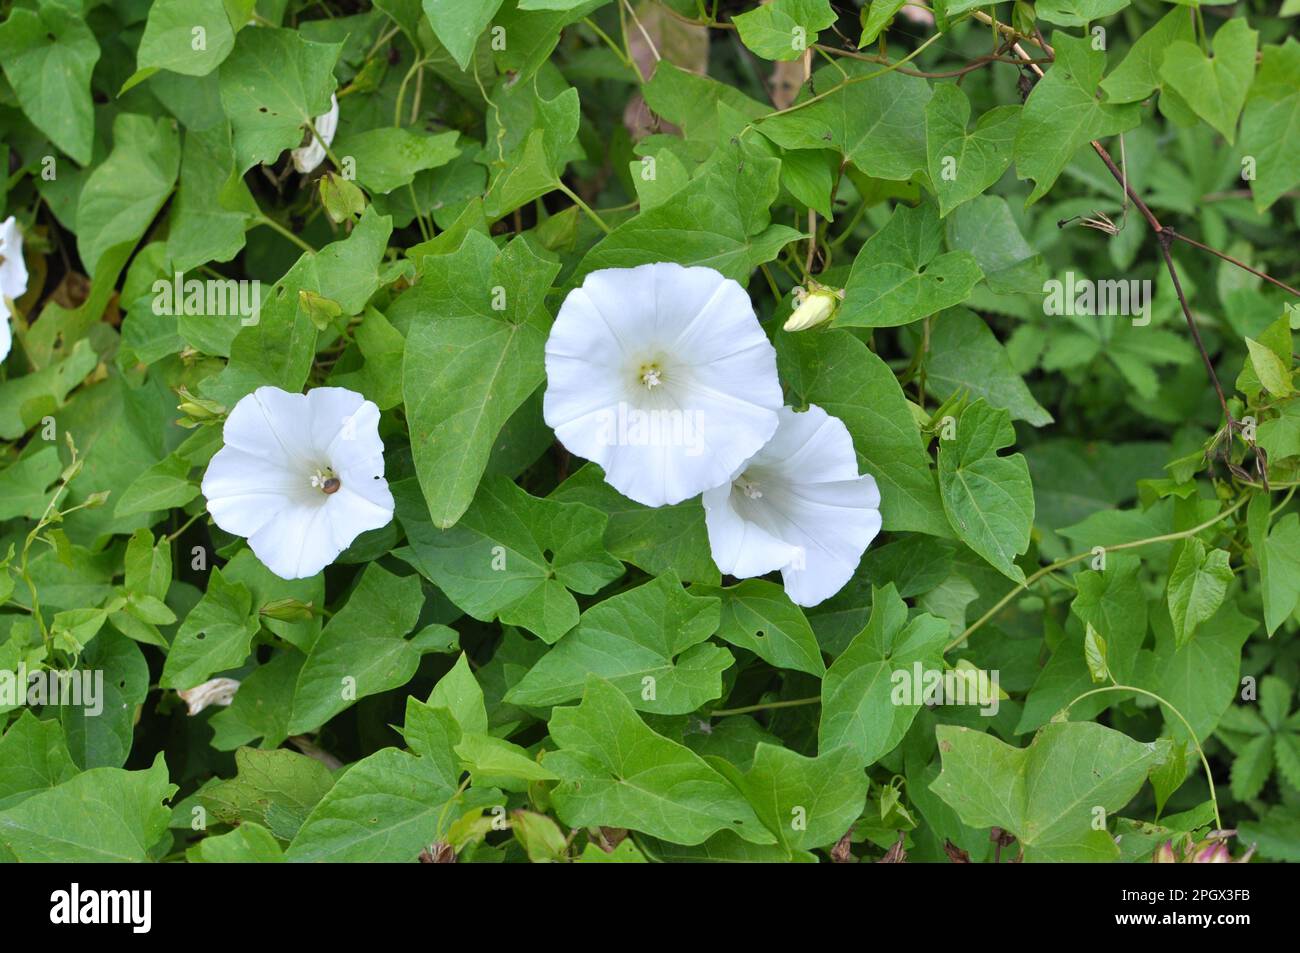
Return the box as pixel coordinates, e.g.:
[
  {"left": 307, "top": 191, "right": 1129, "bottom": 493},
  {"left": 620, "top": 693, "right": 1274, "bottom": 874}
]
[
  {"left": 202, "top": 386, "right": 394, "bottom": 580},
  {"left": 702, "top": 404, "right": 882, "bottom": 607},
  {"left": 544, "top": 263, "right": 783, "bottom": 507},
  {"left": 0, "top": 216, "right": 28, "bottom": 301},
  {"left": 291, "top": 93, "right": 339, "bottom": 174}
]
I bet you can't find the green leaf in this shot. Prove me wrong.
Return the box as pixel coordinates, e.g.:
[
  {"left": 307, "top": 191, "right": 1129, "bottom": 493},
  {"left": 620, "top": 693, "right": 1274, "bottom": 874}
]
[
  {"left": 455, "top": 733, "right": 558, "bottom": 783},
  {"left": 335, "top": 128, "right": 460, "bottom": 195},
  {"left": 577, "top": 146, "right": 801, "bottom": 284},
  {"left": 218, "top": 26, "right": 341, "bottom": 172},
  {"left": 0, "top": 711, "right": 79, "bottom": 812},
  {"left": 190, "top": 822, "right": 285, "bottom": 862},
  {"left": 396, "top": 476, "right": 623, "bottom": 644},
  {"left": 288, "top": 564, "right": 433, "bottom": 734},
  {"left": 698, "top": 579, "right": 825, "bottom": 677},
  {"left": 400, "top": 232, "right": 559, "bottom": 527},
  {"left": 837, "top": 199, "right": 983, "bottom": 328},
  {"left": 1166, "top": 538, "right": 1233, "bottom": 649},
  {"left": 75, "top": 114, "right": 181, "bottom": 279},
  {"left": 422, "top": 0, "right": 505, "bottom": 71},
  {"left": 198, "top": 747, "right": 336, "bottom": 841},
  {"left": 925, "top": 84, "right": 1019, "bottom": 216},
  {"left": 734, "top": 0, "right": 836, "bottom": 62},
  {"left": 1014, "top": 32, "right": 1141, "bottom": 204},
  {"left": 925, "top": 308, "right": 1053, "bottom": 426},
  {"left": 113, "top": 453, "right": 198, "bottom": 518},
  {"left": 508, "top": 573, "right": 730, "bottom": 713},
  {"left": 0, "top": 446, "right": 61, "bottom": 521},
  {"left": 160, "top": 567, "right": 260, "bottom": 691},
  {"left": 0, "top": 753, "right": 176, "bottom": 862},
  {"left": 1249, "top": 502, "right": 1300, "bottom": 636},
  {"left": 930, "top": 722, "right": 1165, "bottom": 862},
  {"left": 1100, "top": 7, "right": 1196, "bottom": 104},
  {"left": 937, "top": 400, "right": 1035, "bottom": 582},
  {"left": 136, "top": 0, "right": 242, "bottom": 78},
  {"left": 722, "top": 744, "right": 868, "bottom": 851},
  {"left": 0, "top": 339, "right": 98, "bottom": 440},
  {"left": 483, "top": 86, "right": 580, "bottom": 217},
  {"left": 167, "top": 123, "right": 259, "bottom": 273},
  {"left": 1230, "top": 733, "right": 1274, "bottom": 801},
  {"left": 286, "top": 748, "right": 460, "bottom": 862},
  {"left": 759, "top": 62, "right": 931, "bottom": 182},
  {"left": 819, "top": 584, "right": 949, "bottom": 767},
  {"left": 1036, "top": 0, "right": 1130, "bottom": 27},
  {"left": 0, "top": 3, "right": 100, "bottom": 164},
  {"left": 1241, "top": 39, "right": 1300, "bottom": 211},
  {"left": 777, "top": 328, "right": 951, "bottom": 537},
  {"left": 550, "top": 464, "right": 720, "bottom": 584},
  {"left": 1083, "top": 623, "right": 1109, "bottom": 683},
  {"left": 1159, "top": 18, "right": 1257, "bottom": 144},
  {"left": 543, "top": 677, "right": 772, "bottom": 846}
]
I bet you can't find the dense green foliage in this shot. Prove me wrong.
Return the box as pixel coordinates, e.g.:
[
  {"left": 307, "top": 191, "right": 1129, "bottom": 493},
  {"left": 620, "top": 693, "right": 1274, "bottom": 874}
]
[{"left": 0, "top": 0, "right": 1298, "bottom": 863}]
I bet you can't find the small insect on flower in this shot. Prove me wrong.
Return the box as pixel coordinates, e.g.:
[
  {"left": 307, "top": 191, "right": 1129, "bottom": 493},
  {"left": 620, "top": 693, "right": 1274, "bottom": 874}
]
[
  {"left": 543, "top": 262, "right": 783, "bottom": 507},
  {"left": 702, "top": 404, "right": 882, "bottom": 607},
  {"left": 291, "top": 93, "right": 340, "bottom": 174},
  {"left": 201, "top": 386, "right": 395, "bottom": 580}
]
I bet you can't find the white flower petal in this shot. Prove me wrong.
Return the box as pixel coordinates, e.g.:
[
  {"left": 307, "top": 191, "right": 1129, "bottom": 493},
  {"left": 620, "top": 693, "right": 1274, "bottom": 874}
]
[
  {"left": 702, "top": 481, "right": 802, "bottom": 577},
  {"left": 248, "top": 500, "right": 336, "bottom": 579},
  {"left": 0, "top": 216, "right": 29, "bottom": 301},
  {"left": 0, "top": 296, "right": 11, "bottom": 363},
  {"left": 703, "top": 404, "right": 883, "bottom": 607},
  {"left": 544, "top": 262, "right": 781, "bottom": 507}
]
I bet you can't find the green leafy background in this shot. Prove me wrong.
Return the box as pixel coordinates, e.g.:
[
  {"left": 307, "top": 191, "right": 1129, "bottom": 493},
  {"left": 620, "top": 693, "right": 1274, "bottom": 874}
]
[{"left": 1, "top": 0, "right": 1298, "bottom": 863}]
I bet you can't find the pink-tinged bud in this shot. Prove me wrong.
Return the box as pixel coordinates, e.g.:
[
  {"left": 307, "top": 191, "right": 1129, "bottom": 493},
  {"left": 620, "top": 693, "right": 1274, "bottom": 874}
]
[
  {"left": 1152, "top": 841, "right": 1177, "bottom": 863},
  {"left": 1190, "top": 841, "right": 1231, "bottom": 863}
]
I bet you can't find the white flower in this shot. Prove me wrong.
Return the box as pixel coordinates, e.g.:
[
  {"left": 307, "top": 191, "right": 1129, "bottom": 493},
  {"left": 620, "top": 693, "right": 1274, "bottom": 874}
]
[
  {"left": 177, "top": 677, "right": 241, "bottom": 715},
  {"left": 201, "top": 386, "right": 394, "bottom": 580},
  {"left": 702, "top": 404, "right": 882, "bottom": 607},
  {"left": 0, "top": 296, "right": 10, "bottom": 364},
  {"left": 0, "top": 215, "right": 28, "bottom": 301},
  {"left": 291, "top": 93, "right": 339, "bottom": 174},
  {"left": 544, "top": 262, "right": 783, "bottom": 507}
]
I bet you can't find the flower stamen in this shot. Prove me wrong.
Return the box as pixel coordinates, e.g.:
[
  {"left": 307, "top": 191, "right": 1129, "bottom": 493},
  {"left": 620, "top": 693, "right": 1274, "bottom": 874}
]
[
  {"left": 639, "top": 363, "right": 663, "bottom": 389},
  {"left": 736, "top": 475, "right": 763, "bottom": 500}
]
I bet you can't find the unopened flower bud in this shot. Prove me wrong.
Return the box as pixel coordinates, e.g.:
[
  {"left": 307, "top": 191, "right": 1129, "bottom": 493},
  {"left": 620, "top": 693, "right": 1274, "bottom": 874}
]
[
  {"left": 1152, "top": 841, "right": 1177, "bottom": 863},
  {"left": 1190, "top": 840, "right": 1231, "bottom": 863},
  {"left": 783, "top": 284, "right": 843, "bottom": 332},
  {"left": 260, "top": 598, "right": 316, "bottom": 622}
]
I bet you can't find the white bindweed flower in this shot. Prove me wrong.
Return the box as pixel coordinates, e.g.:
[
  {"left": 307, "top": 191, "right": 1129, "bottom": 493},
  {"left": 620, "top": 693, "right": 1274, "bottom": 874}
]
[
  {"left": 0, "top": 215, "right": 28, "bottom": 301},
  {"left": 202, "top": 386, "right": 394, "bottom": 580},
  {"left": 544, "top": 262, "right": 783, "bottom": 507},
  {"left": 291, "top": 93, "right": 339, "bottom": 174},
  {"left": 702, "top": 404, "right": 882, "bottom": 607},
  {"left": 177, "top": 677, "right": 241, "bottom": 715}
]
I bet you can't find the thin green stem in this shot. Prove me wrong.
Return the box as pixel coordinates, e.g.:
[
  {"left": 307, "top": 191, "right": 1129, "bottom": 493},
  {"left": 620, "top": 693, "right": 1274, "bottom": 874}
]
[
  {"left": 946, "top": 495, "right": 1250, "bottom": 653},
  {"left": 711, "top": 695, "right": 820, "bottom": 717},
  {"left": 557, "top": 183, "right": 612, "bottom": 234},
  {"left": 1063, "top": 683, "right": 1221, "bottom": 828},
  {"left": 257, "top": 215, "right": 316, "bottom": 254}
]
